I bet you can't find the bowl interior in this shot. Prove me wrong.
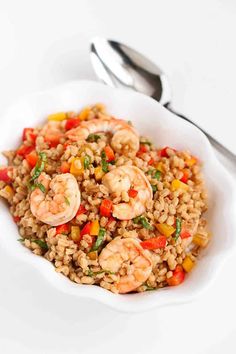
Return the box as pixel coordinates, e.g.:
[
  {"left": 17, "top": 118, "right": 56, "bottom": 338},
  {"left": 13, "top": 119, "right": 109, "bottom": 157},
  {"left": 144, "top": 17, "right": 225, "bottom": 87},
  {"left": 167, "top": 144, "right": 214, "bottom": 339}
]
[{"left": 0, "top": 80, "right": 236, "bottom": 312}]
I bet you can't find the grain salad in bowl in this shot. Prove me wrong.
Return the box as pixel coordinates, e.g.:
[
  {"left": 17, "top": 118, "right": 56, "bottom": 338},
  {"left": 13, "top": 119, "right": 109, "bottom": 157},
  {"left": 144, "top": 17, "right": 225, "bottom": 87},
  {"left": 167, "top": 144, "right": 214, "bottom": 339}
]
[{"left": 0, "top": 103, "right": 210, "bottom": 294}]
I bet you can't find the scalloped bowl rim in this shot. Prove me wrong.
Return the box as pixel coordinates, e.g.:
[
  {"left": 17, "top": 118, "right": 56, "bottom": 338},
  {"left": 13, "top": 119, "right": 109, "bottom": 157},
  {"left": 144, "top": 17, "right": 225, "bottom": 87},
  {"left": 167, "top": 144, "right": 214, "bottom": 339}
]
[{"left": 0, "top": 80, "right": 236, "bottom": 312}]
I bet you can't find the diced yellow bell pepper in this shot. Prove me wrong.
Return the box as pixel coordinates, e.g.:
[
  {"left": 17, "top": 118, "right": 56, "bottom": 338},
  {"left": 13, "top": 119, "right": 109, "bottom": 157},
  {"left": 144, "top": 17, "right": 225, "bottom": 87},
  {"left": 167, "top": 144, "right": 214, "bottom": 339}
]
[
  {"left": 88, "top": 251, "right": 98, "bottom": 260},
  {"left": 155, "top": 162, "right": 164, "bottom": 173},
  {"left": 156, "top": 223, "right": 176, "bottom": 237},
  {"left": 193, "top": 233, "right": 209, "bottom": 247},
  {"left": 185, "top": 157, "right": 197, "bottom": 167},
  {"left": 71, "top": 226, "right": 81, "bottom": 243},
  {"left": 47, "top": 112, "right": 67, "bottom": 121},
  {"left": 90, "top": 220, "right": 100, "bottom": 236},
  {"left": 171, "top": 179, "right": 189, "bottom": 191},
  {"left": 94, "top": 166, "right": 105, "bottom": 180},
  {"left": 182, "top": 256, "right": 195, "bottom": 272},
  {"left": 3, "top": 185, "right": 14, "bottom": 198},
  {"left": 79, "top": 107, "right": 91, "bottom": 120},
  {"left": 70, "top": 157, "right": 84, "bottom": 176}
]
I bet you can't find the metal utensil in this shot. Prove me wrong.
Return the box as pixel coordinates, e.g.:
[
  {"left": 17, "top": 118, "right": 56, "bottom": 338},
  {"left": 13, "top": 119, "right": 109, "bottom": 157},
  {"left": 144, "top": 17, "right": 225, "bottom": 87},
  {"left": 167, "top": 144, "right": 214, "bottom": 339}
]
[{"left": 90, "top": 37, "right": 236, "bottom": 163}]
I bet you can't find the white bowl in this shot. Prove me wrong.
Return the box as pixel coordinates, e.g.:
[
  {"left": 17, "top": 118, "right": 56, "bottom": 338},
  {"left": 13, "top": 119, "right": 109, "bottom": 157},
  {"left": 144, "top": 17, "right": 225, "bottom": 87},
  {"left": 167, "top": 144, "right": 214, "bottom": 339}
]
[{"left": 1, "top": 80, "right": 236, "bottom": 312}]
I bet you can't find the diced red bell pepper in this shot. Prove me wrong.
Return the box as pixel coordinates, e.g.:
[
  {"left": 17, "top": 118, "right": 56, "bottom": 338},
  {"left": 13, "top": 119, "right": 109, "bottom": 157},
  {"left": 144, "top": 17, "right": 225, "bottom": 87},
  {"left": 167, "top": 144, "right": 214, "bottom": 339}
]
[
  {"left": 148, "top": 158, "right": 154, "bottom": 165},
  {"left": 104, "top": 146, "right": 115, "bottom": 162},
  {"left": 65, "top": 118, "right": 80, "bottom": 131},
  {"left": 22, "top": 128, "right": 33, "bottom": 141},
  {"left": 136, "top": 144, "right": 148, "bottom": 157},
  {"left": 80, "top": 222, "right": 92, "bottom": 237},
  {"left": 76, "top": 204, "right": 87, "bottom": 216},
  {"left": 140, "top": 235, "right": 167, "bottom": 250},
  {"left": 25, "top": 151, "right": 38, "bottom": 168},
  {"left": 44, "top": 134, "right": 62, "bottom": 147},
  {"left": 60, "top": 161, "right": 70, "bottom": 173},
  {"left": 128, "top": 189, "right": 138, "bottom": 198},
  {"left": 158, "top": 146, "right": 176, "bottom": 158},
  {"left": 166, "top": 265, "right": 185, "bottom": 286},
  {"left": 180, "top": 230, "right": 191, "bottom": 239},
  {"left": 100, "top": 199, "right": 113, "bottom": 217},
  {"left": 158, "top": 147, "right": 169, "bottom": 157},
  {"left": 0, "top": 168, "right": 12, "bottom": 183},
  {"left": 22, "top": 128, "right": 37, "bottom": 144},
  {"left": 140, "top": 144, "right": 148, "bottom": 153},
  {"left": 13, "top": 215, "right": 21, "bottom": 223},
  {"left": 16, "top": 145, "right": 34, "bottom": 157},
  {"left": 56, "top": 223, "right": 70, "bottom": 235},
  {"left": 180, "top": 169, "right": 189, "bottom": 184}
]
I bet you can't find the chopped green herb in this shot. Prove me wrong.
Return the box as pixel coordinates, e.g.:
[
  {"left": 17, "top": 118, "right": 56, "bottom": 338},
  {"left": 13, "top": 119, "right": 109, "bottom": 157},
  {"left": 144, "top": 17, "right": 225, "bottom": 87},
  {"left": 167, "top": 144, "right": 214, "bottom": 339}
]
[
  {"left": 37, "top": 183, "right": 46, "bottom": 193},
  {"left": 83, "top": 155, "right": 91, "bottom": 169},
  {"left": 154, "top": 170, "right": 161, "bottom": 180},
  {"left": 32, "top": 239, "right": 48, "bottom": 250},
  {"left": 29, "top": 181, "right": 45, "bottom": 193},
  {"left": 91, "top": 228, "right": 106, "bottom": 251},
  {"left": 133, "top": 216, "right": 153, "bottom": 230},
  {"left": 174, "top": 218, "right": 182, "bottom": 241},
  {"left": 39, "top": 152, "right": 47, "bottom": 162},
  {"left": 140, "top": 140, "right": 152, "bottom": 146},
  {"left": 87, "top": 134, "right": 101, "bottom": 142},
  {"left": 140, "top": 217, "right": 153, "bottom": 230},
  {"left": 87, "top": 269, "right": 94, "bottom": 277},
  {"left": 133, "top": 216, "right": 141, "bottom": 224},
  {"left": 127, "top": 120, "right": 132, "bottom": 126},
  {"left": 101, "top": 151, "right": 106, "bottom": 160},
  {"left": 29, "top": 152, "right": 47, "bottom": 191},
  {"left": 101, "top": 151, "right": 108, "bottom": 173},
  {"left": 151, "top": 185, "right": 157, "bottom": 193},
  {"left": 30, "top": 152, "right": 47, "bottom": 181},
  {"left": 18, "top": 238, "right": 24, "bottom": 243},
  {"left": 29, "top": 182, "right": 36, "bottom": 191},
  {"left": 101, "top": 159, "right": 108, "bottom": 173},
  {"left": 64, "top": 196, "right": 70, "bottom": 205},
  {"left": 147, "top": 169, "right": 161, "bottom": 181}
]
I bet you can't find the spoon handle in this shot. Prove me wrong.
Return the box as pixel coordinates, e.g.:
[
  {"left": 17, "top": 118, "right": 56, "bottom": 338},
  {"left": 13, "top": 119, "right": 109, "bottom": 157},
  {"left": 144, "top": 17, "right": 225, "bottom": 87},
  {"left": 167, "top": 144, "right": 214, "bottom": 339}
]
[{"left": 165, "top": 104, "right": 236, "bottom": 164}]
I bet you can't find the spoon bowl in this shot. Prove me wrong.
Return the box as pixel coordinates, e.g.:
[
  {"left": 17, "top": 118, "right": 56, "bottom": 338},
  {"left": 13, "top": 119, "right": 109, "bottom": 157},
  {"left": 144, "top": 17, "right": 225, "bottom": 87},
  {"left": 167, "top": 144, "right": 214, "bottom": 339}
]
[
  {"left": 90, "top": 37, "right": 171, "bottom": 105},
  {"left": 90, "top": 37, "right": 236, "bottom": 164}
]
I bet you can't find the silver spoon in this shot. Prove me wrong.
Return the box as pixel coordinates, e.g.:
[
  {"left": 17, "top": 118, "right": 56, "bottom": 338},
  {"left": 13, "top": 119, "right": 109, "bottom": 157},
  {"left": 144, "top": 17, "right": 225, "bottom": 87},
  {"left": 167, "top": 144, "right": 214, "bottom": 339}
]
[{"left": 90, "top": 37, "right": 236, "bottom": 164}]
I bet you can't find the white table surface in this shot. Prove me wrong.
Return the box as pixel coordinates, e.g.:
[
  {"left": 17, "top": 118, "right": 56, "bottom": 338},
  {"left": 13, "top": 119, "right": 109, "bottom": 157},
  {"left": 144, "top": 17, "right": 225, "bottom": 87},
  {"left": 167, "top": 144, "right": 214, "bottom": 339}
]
[{"left": 0, "top": 1, "right": 236, "bottom": 353}]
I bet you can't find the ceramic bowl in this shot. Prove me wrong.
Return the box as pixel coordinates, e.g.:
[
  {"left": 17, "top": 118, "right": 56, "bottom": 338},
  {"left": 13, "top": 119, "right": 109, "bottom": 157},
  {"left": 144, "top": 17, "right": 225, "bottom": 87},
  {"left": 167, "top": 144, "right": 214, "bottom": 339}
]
[{"left": 1, "top": 80, "right": 236, "bottom": 312}]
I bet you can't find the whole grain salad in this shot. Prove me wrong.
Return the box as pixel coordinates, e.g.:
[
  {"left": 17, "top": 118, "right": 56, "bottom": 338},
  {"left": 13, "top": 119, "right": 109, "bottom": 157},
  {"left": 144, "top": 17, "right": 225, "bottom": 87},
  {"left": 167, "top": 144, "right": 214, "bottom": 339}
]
[{"left": 0, "top": 104, "right": 210, "bottom": 294}]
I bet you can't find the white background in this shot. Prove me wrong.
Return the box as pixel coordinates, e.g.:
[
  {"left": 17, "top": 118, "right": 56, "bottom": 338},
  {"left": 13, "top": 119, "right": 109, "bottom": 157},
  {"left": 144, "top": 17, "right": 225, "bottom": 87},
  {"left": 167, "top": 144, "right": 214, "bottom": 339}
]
[{"left": 0, "top": 1, "right": 236, "bottom": 353}]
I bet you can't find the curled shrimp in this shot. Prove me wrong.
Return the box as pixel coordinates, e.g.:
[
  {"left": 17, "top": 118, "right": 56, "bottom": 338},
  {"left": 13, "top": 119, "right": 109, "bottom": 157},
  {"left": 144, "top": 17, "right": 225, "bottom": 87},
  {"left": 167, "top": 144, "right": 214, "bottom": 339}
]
[
  {"left": 66, "top": 117, "right": 139, "bottom": 155},
  {"left": 99, "top": 237, "right": 152, "bottom": 294},
  {"left": 102, "top": 166, "right": 152, "bottom": 220},
  {"left": 30, "top": 172, "right": 80, "bottom": 226}
]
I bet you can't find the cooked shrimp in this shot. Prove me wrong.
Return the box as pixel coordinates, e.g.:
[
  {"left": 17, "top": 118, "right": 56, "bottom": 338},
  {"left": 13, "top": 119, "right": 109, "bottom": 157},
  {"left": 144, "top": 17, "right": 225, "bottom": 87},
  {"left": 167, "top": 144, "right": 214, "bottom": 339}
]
[
  {"left": 30, "top": 172, "right": 80, "bottom": 226},
  {"left": 66, "top": 118, "right": 139, "bottom": 154},
  {"left": 102, "top": 166, "right": 152, "bottom": 220},
  {"left": 99, "top": 237, "right": 152, "bottom": 294}
]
